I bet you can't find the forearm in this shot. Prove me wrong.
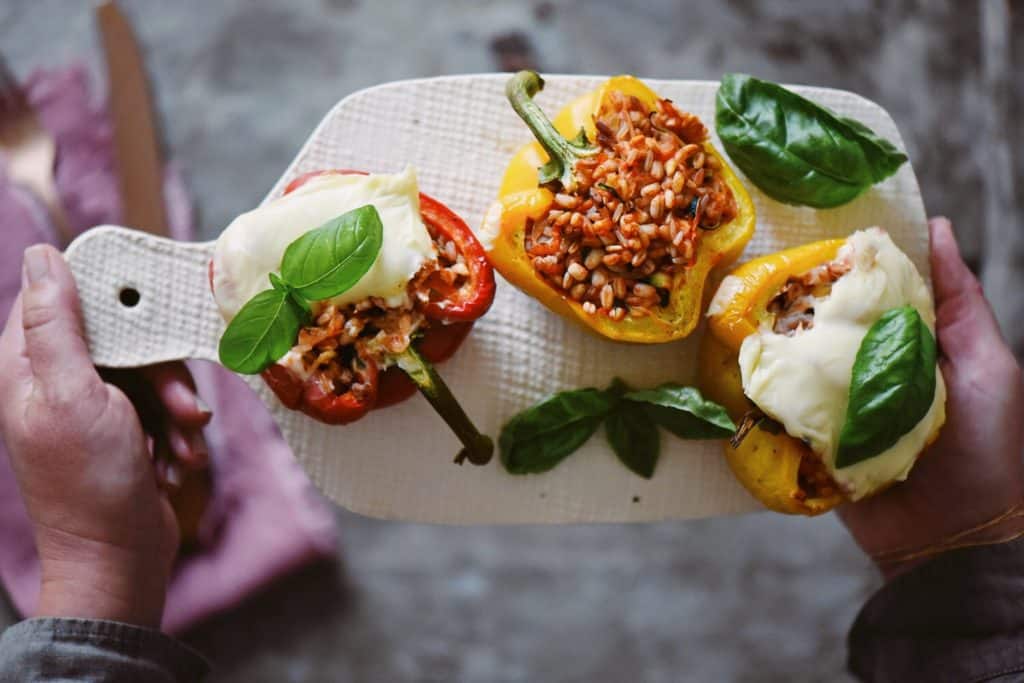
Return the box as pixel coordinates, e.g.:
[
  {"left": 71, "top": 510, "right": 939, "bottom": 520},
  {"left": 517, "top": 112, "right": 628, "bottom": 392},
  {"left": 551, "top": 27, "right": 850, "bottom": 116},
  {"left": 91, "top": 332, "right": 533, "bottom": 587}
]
[
  {"left": 849, "top": 535, "right": 1024, "bottom": 682},
  {"left": 0, "top": 618, "right": 209, "bottom": 682}
]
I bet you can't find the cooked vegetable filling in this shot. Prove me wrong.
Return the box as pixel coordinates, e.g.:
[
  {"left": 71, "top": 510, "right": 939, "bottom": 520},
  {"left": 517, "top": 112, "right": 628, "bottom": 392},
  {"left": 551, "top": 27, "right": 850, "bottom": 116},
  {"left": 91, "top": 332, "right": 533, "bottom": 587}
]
[
  {"left": 796, "top": 452, "right": 838, "bottom": 501},
  {"left": 285, "top": 230, "right": 470, "bottom": 396},
  {"left": 767, "top": 257, "right": 852, "bottom": 335},
  {"left": 525, "top": 93, "right": 737, "bottom": 320}
]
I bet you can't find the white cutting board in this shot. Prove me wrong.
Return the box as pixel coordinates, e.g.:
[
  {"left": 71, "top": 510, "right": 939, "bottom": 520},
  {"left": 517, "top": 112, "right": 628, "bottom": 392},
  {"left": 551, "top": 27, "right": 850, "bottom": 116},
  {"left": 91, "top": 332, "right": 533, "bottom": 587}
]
[{"left": 64, "top": 74, "right": 928, "bottom": 524}]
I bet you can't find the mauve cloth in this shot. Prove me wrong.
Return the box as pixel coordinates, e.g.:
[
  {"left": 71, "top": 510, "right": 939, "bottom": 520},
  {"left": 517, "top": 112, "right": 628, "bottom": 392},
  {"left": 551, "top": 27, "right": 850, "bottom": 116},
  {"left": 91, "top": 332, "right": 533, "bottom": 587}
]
[{"left": 0, "top": 66, "right": 337, "bottom": 634}]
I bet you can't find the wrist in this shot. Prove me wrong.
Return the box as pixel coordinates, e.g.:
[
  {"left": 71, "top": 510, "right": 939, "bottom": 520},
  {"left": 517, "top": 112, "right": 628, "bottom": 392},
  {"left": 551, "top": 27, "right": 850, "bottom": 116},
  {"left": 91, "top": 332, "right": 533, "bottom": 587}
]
[
  {"left": 877, "top": 506, "right": 1024, "bottom": 581},
  {"left": 34, "top": 528, "right": 169, "bottom": 628}
]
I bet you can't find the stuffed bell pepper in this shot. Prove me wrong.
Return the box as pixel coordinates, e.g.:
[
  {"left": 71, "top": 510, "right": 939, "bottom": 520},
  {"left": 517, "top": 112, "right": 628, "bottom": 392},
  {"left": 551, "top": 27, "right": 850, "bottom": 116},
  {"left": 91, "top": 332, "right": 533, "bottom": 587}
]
[
  {"left": 211, "top": 167, "right": 495, "bottom": 464},
  {"left": 699, "top": 228, "right": 946, "bottom": 515},
  {"left": 482, "top": 71, "right": 755, "bottom": 343}
]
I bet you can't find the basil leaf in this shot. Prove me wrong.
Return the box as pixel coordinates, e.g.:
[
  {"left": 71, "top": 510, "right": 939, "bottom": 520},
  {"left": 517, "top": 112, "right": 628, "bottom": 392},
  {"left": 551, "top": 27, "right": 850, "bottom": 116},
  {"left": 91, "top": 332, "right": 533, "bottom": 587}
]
[
  {"left": 605, "top": 401, "right": 660, "bottom": 479},
  {"left": 268, "top": 272, "right": 288, "bottom": 291},
  {"left": 218, "top": 288, "right": 307, "bottom": 374},
  {"left": 280, "top": 204, "right": 384, "bottom": 301},
  {"left": 624, "top": 384, "right": 735, "bottom": 439},
  {"left": 269, "top": 271, "right": 310, "bottom": 314},
  {"left": 499, "top": 388, "right": 614, "bottom": 474},
  {"left": 715, "top": 73, "right": 907, "bottom": 208},
  {"left": 836, "top": 306, "right": 937, "bottom": 468}
]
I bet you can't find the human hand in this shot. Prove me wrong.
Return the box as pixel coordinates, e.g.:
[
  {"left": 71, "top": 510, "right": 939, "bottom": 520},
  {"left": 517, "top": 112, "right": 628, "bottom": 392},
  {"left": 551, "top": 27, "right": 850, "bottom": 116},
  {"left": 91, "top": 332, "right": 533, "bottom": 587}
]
[
  {"left": 0, "top": 245, "right": 212, "bottom": 627},
  {"left": 839, "top": 218, "right": 1024, "bottom": 579}
]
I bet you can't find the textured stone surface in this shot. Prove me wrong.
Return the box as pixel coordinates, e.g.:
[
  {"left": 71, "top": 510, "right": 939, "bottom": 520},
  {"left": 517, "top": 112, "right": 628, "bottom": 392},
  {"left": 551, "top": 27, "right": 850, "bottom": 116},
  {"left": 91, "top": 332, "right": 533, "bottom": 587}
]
[{"left": 0, "top": 1, "right": 1018, "bottom": 680}]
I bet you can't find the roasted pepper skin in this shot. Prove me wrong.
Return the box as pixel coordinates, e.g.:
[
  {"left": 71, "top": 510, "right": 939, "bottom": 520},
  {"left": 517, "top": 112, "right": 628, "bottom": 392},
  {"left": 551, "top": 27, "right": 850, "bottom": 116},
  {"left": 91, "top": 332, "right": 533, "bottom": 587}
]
[
  {"left": 262, "top": 354, "right": 379, "bottom": 425},
  {"left": 699, "top": 240, "right": 845, "bottom": 516},
  {"left": 255, "top": 169, "right": 495, "bottom": 422},
  {"left": 487, "top": 75, "right": 756, "bottom": 343}
]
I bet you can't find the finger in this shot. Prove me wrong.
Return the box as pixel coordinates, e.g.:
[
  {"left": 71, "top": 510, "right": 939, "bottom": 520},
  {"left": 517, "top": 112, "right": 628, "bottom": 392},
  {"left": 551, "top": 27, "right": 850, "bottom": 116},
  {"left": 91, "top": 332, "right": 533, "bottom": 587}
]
[
  {"left": 166, "top": 422, "right": 210, "bottom": 470},
  {"left": 138, "top": 363, "right": 212, "bottom": 429},
  {"left": 99, "top": 368, "right": 165, "bottom": 435},
  {"left": 101, "top": 367, "right": 210, "bottom": 470},
  {"left": 928, "top": 217, "right": 1009, "bottom": 362},
  {"left": 0, "top": 294, "right": 33, "bottom": 406},
  {"left": 20, "top": 245, "right": 102, "bottom": 402},
  {"left": 153, "top": 433, "right": 182, "bottom": 491}
]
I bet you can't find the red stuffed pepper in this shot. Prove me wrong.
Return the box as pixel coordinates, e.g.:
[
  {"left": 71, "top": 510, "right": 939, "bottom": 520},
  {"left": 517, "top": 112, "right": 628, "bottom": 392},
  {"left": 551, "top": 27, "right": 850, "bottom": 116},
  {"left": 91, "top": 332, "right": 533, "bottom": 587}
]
[{"left": 211, "top": 168, "right": 495, "bottom": 464}]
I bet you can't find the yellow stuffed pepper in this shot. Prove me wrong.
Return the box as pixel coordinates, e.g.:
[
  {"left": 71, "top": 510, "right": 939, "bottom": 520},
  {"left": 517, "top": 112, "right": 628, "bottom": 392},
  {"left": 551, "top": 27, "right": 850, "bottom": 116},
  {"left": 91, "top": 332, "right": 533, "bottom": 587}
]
[
  {"left": 700, "top": 228, "right": 946, "bottom": 515},
  {"left": 481, "top": 71, "right": 755, "bottom": 343}
]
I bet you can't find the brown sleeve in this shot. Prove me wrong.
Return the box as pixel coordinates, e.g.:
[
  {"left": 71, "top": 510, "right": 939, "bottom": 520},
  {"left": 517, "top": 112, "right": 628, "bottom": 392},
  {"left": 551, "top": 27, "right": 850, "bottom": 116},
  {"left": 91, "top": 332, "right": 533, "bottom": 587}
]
[{"left": 848, "top": 536, "right": 1024, "bottom": 682}]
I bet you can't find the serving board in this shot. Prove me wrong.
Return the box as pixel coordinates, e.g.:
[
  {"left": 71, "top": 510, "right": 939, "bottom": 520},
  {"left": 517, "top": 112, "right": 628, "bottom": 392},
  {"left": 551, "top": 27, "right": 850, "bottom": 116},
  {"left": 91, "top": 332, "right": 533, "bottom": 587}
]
[{"left": 64, "top": 74, "right": 928, "bottom": 524}]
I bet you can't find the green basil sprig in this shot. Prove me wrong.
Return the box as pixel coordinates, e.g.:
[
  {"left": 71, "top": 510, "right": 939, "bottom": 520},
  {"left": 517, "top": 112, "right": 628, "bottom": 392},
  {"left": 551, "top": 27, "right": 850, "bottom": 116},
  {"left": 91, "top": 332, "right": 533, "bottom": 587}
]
[
  {"left": 499, "top": 380, "right": 735, "bottom": 479},
  {"left": 605, "top": 401, "right": 660, "bottom": 479},
  {"left": 624, "top": 385, "right": 735, "bottom": 440},
  {"left": 715, "top": 73, "right": 907, "bottom": 208},
  {"left": 218, "top": 205, "right": 383, "bottom": 374},
  {"left": 499, "top": 388, "right": 614, "bottom": 474},
  {"left": 836, "top": 306, "right": 937, "bottom": 468},
  {"left": 281, "top": 206, "right": 384, "bottom": 300},
  {"left": 217, "top": 288, "right": 307, "bottom": 375}
]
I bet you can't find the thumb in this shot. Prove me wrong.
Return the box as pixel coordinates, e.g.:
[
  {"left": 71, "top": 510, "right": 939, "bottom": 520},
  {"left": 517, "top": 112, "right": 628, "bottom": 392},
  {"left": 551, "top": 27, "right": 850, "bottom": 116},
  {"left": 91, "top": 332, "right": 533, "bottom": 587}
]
[
  {"left": 20, "top": 245, "right": 102, "bottom": 402},
  {"left": 929, "top": 217, "right": 1008, "bottom": 363}
]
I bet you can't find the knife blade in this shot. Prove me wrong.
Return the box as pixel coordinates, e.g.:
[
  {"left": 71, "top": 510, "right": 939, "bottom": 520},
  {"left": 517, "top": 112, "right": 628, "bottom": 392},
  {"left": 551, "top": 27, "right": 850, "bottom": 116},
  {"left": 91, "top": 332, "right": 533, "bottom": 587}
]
[{"left": 95, "top": 0, "right": 169, "bottom": 236}]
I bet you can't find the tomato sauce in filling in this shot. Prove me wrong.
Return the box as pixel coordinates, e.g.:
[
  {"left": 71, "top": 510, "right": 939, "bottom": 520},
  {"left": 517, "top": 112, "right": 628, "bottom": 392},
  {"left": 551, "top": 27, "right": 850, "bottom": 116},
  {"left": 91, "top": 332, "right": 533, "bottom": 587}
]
[
  {"left": 525, "top": 92, "right": 737, "bottom": 320},
  {"left": 285, "top": 228, "right": 470, "bottom": 396}
]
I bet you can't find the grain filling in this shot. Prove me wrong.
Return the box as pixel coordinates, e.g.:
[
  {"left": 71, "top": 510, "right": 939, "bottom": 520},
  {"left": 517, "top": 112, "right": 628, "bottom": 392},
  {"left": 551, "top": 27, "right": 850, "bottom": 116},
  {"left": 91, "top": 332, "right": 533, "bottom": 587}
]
[
  {"left": 284, "top": 231, "right": 469, "bottom": 396},
  {"left": 526, "top": 92, "right": 738, "bottom": 319}
]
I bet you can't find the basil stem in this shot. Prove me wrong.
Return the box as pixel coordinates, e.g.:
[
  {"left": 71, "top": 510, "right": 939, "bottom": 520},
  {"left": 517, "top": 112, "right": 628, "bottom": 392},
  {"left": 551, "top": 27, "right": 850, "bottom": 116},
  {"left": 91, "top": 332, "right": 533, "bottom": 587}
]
[
  {"left": 506, "top": 70, "right": 598, "bottom": 192},
  {"left": 393, "top": 345, "right": 493, "bottom": 466}
]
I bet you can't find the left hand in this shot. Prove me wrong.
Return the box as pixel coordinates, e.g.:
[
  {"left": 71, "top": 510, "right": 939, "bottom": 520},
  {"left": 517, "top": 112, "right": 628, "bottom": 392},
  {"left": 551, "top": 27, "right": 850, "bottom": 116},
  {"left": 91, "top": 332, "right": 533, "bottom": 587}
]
[
  {"left": 0, "top": 245, "right": 212, "bottom": 628},
  {"left": 839, "top": 219, "right": 1024, "bottom": 579}
]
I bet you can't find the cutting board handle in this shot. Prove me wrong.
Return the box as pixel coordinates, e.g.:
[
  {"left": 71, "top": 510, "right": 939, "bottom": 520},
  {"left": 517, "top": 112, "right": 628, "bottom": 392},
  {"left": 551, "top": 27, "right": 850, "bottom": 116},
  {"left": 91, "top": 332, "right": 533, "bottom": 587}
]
[{"left": 65, "top": 226, "right": 223, "bottom": 367}]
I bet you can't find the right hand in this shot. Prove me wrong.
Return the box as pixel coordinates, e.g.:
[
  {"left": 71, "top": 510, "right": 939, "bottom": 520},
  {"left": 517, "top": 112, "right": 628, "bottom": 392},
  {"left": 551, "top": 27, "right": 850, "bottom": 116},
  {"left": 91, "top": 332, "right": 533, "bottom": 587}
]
[{"left": 839, "top": 218, "right": 1024, "bottom": 579}]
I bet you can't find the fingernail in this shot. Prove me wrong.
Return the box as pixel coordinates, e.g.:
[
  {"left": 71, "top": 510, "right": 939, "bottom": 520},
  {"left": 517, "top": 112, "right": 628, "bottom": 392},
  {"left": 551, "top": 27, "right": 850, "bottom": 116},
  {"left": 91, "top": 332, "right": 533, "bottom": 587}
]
[
  {"left": 195, "top": 395, "right": 212, "bottom": 418},
  {"left": 165, "top": 461, "right": 183, "bottom": 488},
  {"left": 22, "top": 246, "right": 50, "bottom": 284},
  {"left": 929, "top": 216, "right": 953, "bottom": 237}
]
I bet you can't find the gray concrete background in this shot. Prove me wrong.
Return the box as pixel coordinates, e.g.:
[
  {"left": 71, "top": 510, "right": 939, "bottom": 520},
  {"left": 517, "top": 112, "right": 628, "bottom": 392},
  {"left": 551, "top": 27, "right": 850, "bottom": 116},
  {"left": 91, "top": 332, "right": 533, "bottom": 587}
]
[{"left": 1, "top": 1, "right": 1020, "bottom": 681}]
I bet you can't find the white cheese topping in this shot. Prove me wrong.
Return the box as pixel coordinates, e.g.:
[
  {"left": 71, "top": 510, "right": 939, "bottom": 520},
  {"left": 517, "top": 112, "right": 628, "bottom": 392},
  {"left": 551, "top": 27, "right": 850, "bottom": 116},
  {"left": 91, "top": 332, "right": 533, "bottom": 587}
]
[
  {"left": 737, "top": 228, "right": 946, "bottom": 499},
  {"left": 211, "top": 166, "right": 436, "bottom": 322}
]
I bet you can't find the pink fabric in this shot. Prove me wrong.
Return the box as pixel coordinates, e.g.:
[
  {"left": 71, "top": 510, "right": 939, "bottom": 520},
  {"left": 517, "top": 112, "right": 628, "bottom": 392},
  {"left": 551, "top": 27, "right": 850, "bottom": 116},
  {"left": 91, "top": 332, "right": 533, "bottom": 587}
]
[{"left": 0, "top": 66, "right": 337, "bottom": 634}]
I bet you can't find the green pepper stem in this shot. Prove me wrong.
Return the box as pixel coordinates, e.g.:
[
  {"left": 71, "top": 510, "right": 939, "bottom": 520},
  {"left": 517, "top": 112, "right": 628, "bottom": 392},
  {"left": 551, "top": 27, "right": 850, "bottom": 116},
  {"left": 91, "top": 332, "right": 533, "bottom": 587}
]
[
  {"left": 505, "top": 70, "right": 598, "bottom": 192},
  {"left": 394, "top": 346, "right": 494, "bottom": 465}
]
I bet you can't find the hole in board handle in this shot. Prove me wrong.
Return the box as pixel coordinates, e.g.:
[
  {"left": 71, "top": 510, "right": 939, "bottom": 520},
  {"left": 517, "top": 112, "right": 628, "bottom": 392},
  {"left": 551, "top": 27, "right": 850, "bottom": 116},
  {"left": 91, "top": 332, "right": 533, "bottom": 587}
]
[{"left": 119, "top": 287, "right": 141, "bottom": 308}]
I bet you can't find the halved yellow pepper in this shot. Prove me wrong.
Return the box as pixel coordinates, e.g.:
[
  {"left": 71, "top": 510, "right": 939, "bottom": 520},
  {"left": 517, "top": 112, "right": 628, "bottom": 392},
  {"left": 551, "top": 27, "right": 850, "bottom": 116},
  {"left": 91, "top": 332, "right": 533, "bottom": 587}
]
[
  {"left": 484, "top": 72, "right": 755, "bottom": 344},
  {"left": 699, "top": 240, "right": 845, "bottom": 516}
]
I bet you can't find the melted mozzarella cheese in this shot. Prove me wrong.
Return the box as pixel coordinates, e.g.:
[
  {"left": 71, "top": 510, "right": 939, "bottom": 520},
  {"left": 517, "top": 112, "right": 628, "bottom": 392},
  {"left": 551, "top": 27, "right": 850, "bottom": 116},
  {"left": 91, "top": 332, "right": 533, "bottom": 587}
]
[
  {"left": 737, "top": 228, "right": 946, "bottom": 499},
  {"left": 212, "top": 166, "right": 436, "bottom": 322}
]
